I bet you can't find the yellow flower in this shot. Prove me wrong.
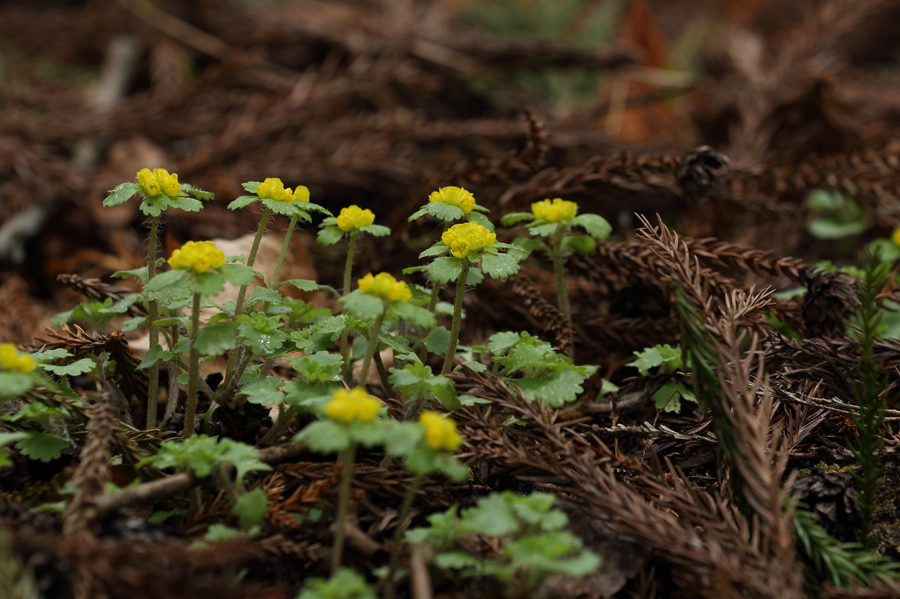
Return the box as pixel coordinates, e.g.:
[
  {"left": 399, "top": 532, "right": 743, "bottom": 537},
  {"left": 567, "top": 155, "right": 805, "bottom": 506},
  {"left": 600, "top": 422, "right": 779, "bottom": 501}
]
[
  {"left": 419, "top": 412, "right": 461, "bottom": 452},
  {"left": 257, "top": 178, "right": 296, "bottom": 203},
  {"left": 153, "top": 168, "right": 181, "bottom": 198},
  {"left": 337, "top": 205, "right": 375, "bottom": 232},
  {"left": 892, "top": 227, "right": 900, "bottom": 247},
  {"left": 293, "top": 185, "right": 310, "bottom": 203},
  {"left": 358, "top": 272, "right": 411, "bottom": 303},
  {"left": 441, "top": 222, "right": 496, "bottom": 259},
  {"left": 429, "top": 187, "right": 476, "bottom": 214},
  {"left": 136, "top": 168, "right": 161, "bottom": 197},
  {"left": 325, "top": 388, "right": 382, "bottom": 424},
  {"left": 0, "top": 343, "right": 34, "bottom": 373},
  {"left": 532, "top": 198, "right": 578, "bottom": 223},
  {"left": 167, "top": 240, "right": 226, "bottom": 273}
]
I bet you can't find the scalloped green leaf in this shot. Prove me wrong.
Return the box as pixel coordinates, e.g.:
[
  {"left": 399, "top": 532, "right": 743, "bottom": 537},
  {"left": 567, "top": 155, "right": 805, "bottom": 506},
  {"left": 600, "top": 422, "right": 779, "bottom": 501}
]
[
  {"left": 193, "top": 271, "right": 225, "bottom": 297},
  {"left": 427, "top": 257, "right": 463, "bottom": 284},
  {"left": 419, "top": 243, "right": 449, "bottom": 259},
  {"left": 466, "top": 211, "right": 494, "bottom": 232},
  {"left": 500, "top": 212, "right": 534, "bottom": 227},
  {"left": 426, "top": 202, "right": 464, "bottom": 221},
  {"left": 183, "top": 184, "right": 215, "bottom": 201},
  {"left": 317, "top": 225, "right": 345, "bottom": 246},
  {"left": 423, "top": 326, "right": 451, "bottom": 355},
  {"left": 103, "top": 182, "right": 142, "bottom": 207},
  {"left": 361, "top": 224, "right": 391, "bottom": 237},
  {"left": 340, "top": 290, "right": 385, "bottom": 320},
  {"left": 294, "top": 419, "right": 351, "bottom": 453},
  {"left": 282, "top": 279, "right": 320, "bottom": 292},
  {"left": 228, "top": 195, "right": 258, "bottom": 210},
  {"left": 194, "top": 322, "right": 240, "bottom": 356},
  {"left": 481, "top": 252, "right": 519, "bottom": 280},
  {"left": 16, "top": 432, "right": 68, "bottom": 462},
  {"left": 144, "top": 269, "right": 187, "bottom": 293},
  {"left": 167, "top": 196, "right": 204, "bottom": 212},
  {"left": 240, "top": 375, "right": 285, "bottom": 406},
  {"left": 42, "top": 358, "right": 96, "bottom": 377},
  {"left": 0, "top": 372, "right": 33, "bottom": 398},
  {"left": 391, "top": 302, "right": 436, "bottom": 329},
  {"left": 260, "top": 198, "right": 296, "bottom": 216},
  {"left": 528, "top": 222, "right": 562, "bottom": 237},
  {"left": 573, "top": 213, "right": 612, "bottom": 240},
  {"left": 218, "top": 263, "right": 256, "bottom": 286}
]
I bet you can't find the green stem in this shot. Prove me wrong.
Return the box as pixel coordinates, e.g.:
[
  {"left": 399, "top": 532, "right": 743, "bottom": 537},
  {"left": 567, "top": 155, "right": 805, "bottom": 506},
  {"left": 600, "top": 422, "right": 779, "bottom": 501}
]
[
  {"left": 442, "top": 260, "right": 470, "bottom": 375},
  {"left": 426, "top": 280, "right": 441, "bottom": 314},
  {"left": 340, "top": 232, "right": 360, "bottom": 382},
  {"left": 165, "top": 324, "right": 180, "bottom": 419},
  {"left": 331, "top": 441, "right": 357, "bottom": 575},
  {"left": 384, "top": 474, "right": 423, "bottom": 599},
  {"left": 357, "top": 309, "right": 385, "bottom": 388},
  {"left": 183, "top": 291, "right": 202, "bottom": 439},
  {"left": 225, "top": 206, "right": 271, "bottom": 389},
  {"left": 146, "top": 214, "right": 161, "bottom": 429},
  {"left": 259, "top": 403, "right": 293, "bottom": 445},
  {"left": 271, "top": 213, "right": 299, "bottom": 290},
  {"left": 551, "top": 228, "right": 570, "bottom": 325}
]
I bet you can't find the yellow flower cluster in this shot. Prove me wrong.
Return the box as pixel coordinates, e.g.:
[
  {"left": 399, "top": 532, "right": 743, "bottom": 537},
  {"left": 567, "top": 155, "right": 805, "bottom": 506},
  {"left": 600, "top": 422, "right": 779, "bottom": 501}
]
[
  {"left": 0, "top": 343, "right": 34, "bottom": 374},
  {"left": 337, "top": 205, "right": 375, "bottom": 232},
  {"left": 257, "top": 178, "right": 304, "bottom": 204},
  {"left": 167, "top": 240, "right": 225, "bottom": 273},
  {"left": 429, "top": 187, "right": 476, "bottom": 214},
  {"left": 892, "top": 227, "right": 900, "bottom": 247},
  {"left": 532, "top": 198, "right": 578, "bottom": 223},
  {"left": 325, "top": 388, "right": 382, "bottom": 424},
  {"left": 419, "top": 412, "right": 461, "bottom": 452},
  {"left": 137, "top": 168, "right": 181, "bottom": 198},
  {"left": 441, "top": 222, "right": 496, "bottom": 259},
  {"left": 358, "top": 272, "right": 411, "bottom": 303}
]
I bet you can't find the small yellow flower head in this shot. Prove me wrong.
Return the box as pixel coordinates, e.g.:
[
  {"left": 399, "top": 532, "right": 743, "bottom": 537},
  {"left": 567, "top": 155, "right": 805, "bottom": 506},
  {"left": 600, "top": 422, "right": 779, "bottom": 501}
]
[
  {"left": 136, "top": 168, "right": 162, "bottom": 197},
  {"left": 257, "top": 178, "right": 296, "bottom": 203},
  {"left": 532, "top": 198, "right": 578, "bottom": 223},
  {"left": 167, "top": 240, "right": 226, "bottom": 273},
  {"left": 153, "top": 168, "right": 181, "bottom": 198},
  {"left": 325, "top": 388, "right": 382, "bottom": 424},
  {"left": 441, "top": 222, "right": 496, "bottom": 259},
  {"left": 358, "top": 272, "right": 412, "bottom": 303},
  {"left": 429, "top": 187, "right": 476, "bottom": 214},
  {"left": 293, "top": 185, "right": 310, "bottom": 203},
  {"left": 337, "top": 205, "right": 376, "bottom": 232},
  {"left": 892, "top": 227, "right": 900, "bottom": 247},
  {"left": 419, "top": 412, "right": 461, "bottom": 452},
  {"left": 0, "top": 343, "right": 34, "bottom": 374}
]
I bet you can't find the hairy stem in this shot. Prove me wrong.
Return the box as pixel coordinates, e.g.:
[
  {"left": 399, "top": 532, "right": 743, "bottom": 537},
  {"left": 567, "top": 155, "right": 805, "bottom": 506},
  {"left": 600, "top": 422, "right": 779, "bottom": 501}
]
[
  {"left": 331, "top": 441, "right": 357, "bottom": 575},
  {"left": 271, "top": 212, "right": 299, "bottom": 290},
  {"left": 357, "top": 309, "right": 385, "bottom": 388},
  {"left": 183, "top": 291, "right": 202, "bottom": 439},
  {"left": 384, "top": 474, "right": 423, "bottom": 599},
  {"left": 442, "top": 260, "right": 470, "bottom": 375},
  {"left": 340, "top": 232, "right": 359, "bottom": 382},
  {"left": 146, "top": 214, "right": 161, "bottom": 429}
]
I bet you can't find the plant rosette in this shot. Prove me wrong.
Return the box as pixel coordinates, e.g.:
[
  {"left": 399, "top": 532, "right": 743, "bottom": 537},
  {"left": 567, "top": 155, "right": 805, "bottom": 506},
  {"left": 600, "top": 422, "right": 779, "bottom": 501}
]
[
  {"left": 409, "top": 221, "right": 521, "bottom": 285},
  {"left": 104, "top": 168, "right": 214, "bottom": 218},
  {"left": 294, "top": 388, "right": 391, "bottom": 453},
  {"left": 317, "top": 205, "right": 391, "bottom": 246},
  {"left": 408, "top": 186, "right": 493, "bottom": 231},
  {"left": 500, "top": 198, "right": 612, "bottom": 256},
  {"left": 228, "top": 178, "right": 331, "bottom": 220}
]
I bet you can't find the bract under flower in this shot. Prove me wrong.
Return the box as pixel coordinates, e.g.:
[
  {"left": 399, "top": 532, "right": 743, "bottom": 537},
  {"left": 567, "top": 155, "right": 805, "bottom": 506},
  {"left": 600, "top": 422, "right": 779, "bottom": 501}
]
[
  {"left": 532, "top": 198, "right": 578, "bottom": 223},
  {"left": 0, "top": 343, "right": 34, "bottom": 373},
  {"left": 257, "top": 178, "right": 297, "bottom": 203},
  {"left": 429, "top": 187, "right": 476, "bottom": 214},
  {"left": 167, "top": 240, "right": 226, "bottom": 273},
  {"left": 337, "top": 205, "right": 375, "bottom": 232},
  {"left": 419, "top": 412, "right": 461, "bottom": 452},
  {"left": 325, "top": 388, "right": 382, "bottom": 424},
  {"left": 358, "top": 272, "right": 411, "bottom": 303},
  {"left": 441, "top": 222, "right": 496, "bottom": 259}
]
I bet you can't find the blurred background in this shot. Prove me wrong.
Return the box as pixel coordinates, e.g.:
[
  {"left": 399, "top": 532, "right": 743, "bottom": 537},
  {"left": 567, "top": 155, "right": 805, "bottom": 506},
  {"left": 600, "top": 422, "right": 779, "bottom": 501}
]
[{"left": 2, "top": 0, "right": 900, "bottom": 346}]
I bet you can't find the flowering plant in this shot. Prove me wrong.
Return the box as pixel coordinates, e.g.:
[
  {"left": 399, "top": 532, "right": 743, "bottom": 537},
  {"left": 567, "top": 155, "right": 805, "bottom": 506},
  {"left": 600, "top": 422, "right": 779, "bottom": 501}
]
[{"left": 408, "top": 186, "right": 492, "bottom": 230}]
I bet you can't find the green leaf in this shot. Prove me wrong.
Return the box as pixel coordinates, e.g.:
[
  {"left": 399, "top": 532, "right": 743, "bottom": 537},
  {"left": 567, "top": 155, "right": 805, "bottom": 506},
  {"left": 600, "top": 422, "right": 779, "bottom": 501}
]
[
  {"left": 435, "top": 551, "right": 483, "bottom": 570},
  {"left": 240, "top": 375, "right": 284, "bottom": 406},
  {"left": 286, "top": 352, "right": 343, "bottom": 384},
  {"left": 563, "top": 235, "right": 596, "bottom": 255},
  {"left": 139, "top": 195, "right": 169, "bottom": 217},
  {"left": 122, "top": 316, "right": 147, "bottom": 332},
  {"left": 51, "top": 308, "right": 75, "bottom": 328},
  {"left": 481, "top": 252, "right": 520, "bottom": 280},
  {"left": 231, "top": 487, "right": 268, "bottom": 529},
  {"left": 193, "top": 271, "right": 225, "bottom": 296},
  {"left": 404, "top": 447, "right": 467, "bottom": 480},
  {"left": 408, "top": 207, "right": 429, "bottom": 221},
  {"left": 488, "top": 331, "right": 522, "bottom": 355},
  {"left": 242, "top": 181, "right": 260, "bottom": 193},
  {"left": 247, "top": 286, "right": 284, "bottom": 307},
  {"left": 298, "top": 568, "right": 375, "bottom": 599},
  {"left": 466, "top": 211, "right": 494, "bottom": 232},
  {"left": 529, "top": 222, "right": 562, "bottom": 237},
  {"left": 316, "top": 225, "right": 345, "bottom": 246},
  {"left": 426, "top": 202, "right": 464, "bottom": 221},
  {"left": 214, "top": 263, "right": 254, "bottom": 287},
  {"left": 295, "top": 420, "right": 351, "bottom": 453},
  {"left": 360, "top": 224, "right": 391, "bottom": 237},
  {"left": 391, "top": 301, "right": 436, "bottom": 329},
  {"left": 98, "top": 294, "right": 141, "bottom": 314},
  {"left": 0, "top": 432, "right": 29, "bottom": 466},
  {"left": 510, "top": 236, "right": 542, "bottom": 259},
  {"left": 144, "top": 269, "right": 188, "bottom": 293},
  {"left": 515, "top": 369, "right": 588, "bottom": 407},
  {"left": 16, "top": 432, "right": 68, "bottom": 462},
  {"left": 284, "top": 380, "right": 341, "bottom": 412},
  {"left": 573, "top": 213, "right": 612, "bottom": 240},
  {"left": 0, "top": 372, "right": 33, "bottom": 398},
  {"left": 627, "top": 344, "right": 682, "bottom": 375},
  {"left": 228, "top": 195, "right": 258, "bottom": 210},
  {"left": 423, "top": 326, "right": 451, "bottom": 355},
  {"left": 183, "top": 184, "right": 215, "bottom": 201},
  {"left": 260, "top": 198, "right": 296, "bottom": 216},
  {"left": 103, "top": 182, "right": 142, "bottom": 207},
  {"left": 500, "top": 212, "right": 534, "bottom": 227},
  {"left": 340, "top": 290, "right": 385, "bottom": 320},
  {"left": 427, "top": 257, "right": 463, "bottom": 284},
  {"left": 194, "top": 322, "right": 241, "bottom": 356},
  {"left": 419, "top": 243, "right": 449, "bottom": 259},
  {"left": 282, "top": 279, "right": 320, "bottom": 292},
  {"left": 31, "top": 348, "right": 72, "bottom": 363},
  {"left": 460, "top": 493, "right": 518, "bottom": 536},
  {"left": 167, "top": 196, "right": 204, "bottom": 212},
  {"left": 42, "top": 358, "right": 96, "bottom": 376}
]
